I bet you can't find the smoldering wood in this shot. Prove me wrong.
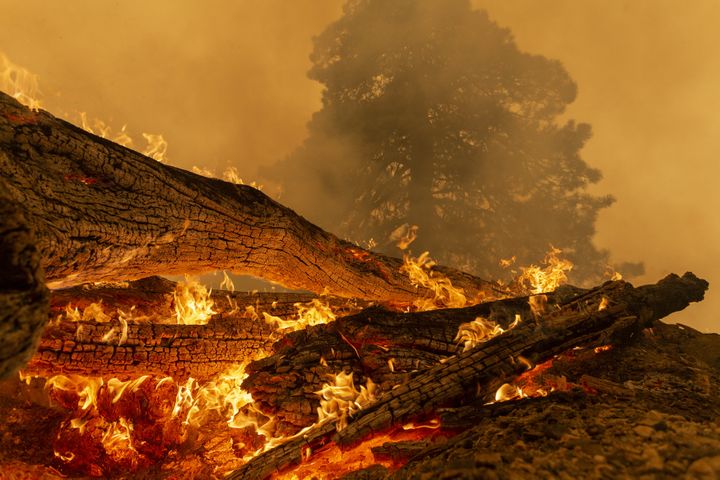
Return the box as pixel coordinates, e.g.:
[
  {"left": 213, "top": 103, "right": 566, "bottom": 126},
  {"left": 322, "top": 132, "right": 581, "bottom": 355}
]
[
  {"left": 227, "top": 273, "right": 708, "bottom": 480},
  {"left": 0, "top": 91, "right": 503, "bottom": 306}
]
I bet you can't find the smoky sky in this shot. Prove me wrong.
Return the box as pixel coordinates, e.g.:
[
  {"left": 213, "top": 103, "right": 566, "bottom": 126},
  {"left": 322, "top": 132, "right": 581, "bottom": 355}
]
[{"left": 1, "top": 0, "right": 717, "bottom": 331}]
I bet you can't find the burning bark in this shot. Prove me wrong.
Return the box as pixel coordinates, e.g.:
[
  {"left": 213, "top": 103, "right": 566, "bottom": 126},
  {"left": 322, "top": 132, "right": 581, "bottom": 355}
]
[
  {"left": 228, "top": 273, "right": 708, "bottom": 479},
  {"left": 23, "top": 277, "right": 370, "bottom": 380}
]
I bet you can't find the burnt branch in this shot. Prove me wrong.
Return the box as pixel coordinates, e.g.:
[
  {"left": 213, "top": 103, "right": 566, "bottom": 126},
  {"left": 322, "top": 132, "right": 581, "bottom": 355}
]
[{"left": 227, "top": 273, "right": 708, "bottom": 479}]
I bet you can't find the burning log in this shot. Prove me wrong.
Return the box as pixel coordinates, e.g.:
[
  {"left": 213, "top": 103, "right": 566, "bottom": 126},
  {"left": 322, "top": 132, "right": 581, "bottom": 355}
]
[
  {"left": 0, "top": 91, "right": 500, "bottom": 305},
  {"left": 21, "top": 276, "right": 370, "bottom": 380},
  {"left": 228, "top": 273, "right": 708, "bottom": 480},
  {"left": 26, "top": 314, "right": 276, "bottom": 381}
]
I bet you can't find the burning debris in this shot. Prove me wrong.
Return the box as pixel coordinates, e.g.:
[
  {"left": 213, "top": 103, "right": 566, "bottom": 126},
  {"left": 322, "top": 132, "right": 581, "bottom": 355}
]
[{"left": 0, "top": 86, "right": 717, "bottom": 480}]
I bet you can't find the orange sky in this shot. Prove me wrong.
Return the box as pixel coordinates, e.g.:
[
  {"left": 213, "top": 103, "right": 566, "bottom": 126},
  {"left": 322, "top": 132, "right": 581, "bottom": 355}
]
[{"left": 1, "top": 0, "right": 717, "bottom": 331}]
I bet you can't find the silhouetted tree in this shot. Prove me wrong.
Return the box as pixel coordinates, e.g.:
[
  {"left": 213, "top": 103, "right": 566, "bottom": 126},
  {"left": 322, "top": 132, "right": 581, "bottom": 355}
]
[{"left": 266, "top": 0, "right": 615, "bottom": 282}]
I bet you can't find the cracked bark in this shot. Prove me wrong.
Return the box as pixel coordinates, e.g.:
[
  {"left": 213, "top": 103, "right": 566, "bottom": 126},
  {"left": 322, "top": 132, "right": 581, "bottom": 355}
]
[
  {"left": 0, "top": 177, "right": 50, "bottom": 379},
  {"left": 227, "top": 273, "right": 708, "bottom": 480},
  {"left": 25, "top": 314, "right": 277, "bottom": 381},
  {"left": 0, "top": 92, "right": 501, "bottom": 305}
]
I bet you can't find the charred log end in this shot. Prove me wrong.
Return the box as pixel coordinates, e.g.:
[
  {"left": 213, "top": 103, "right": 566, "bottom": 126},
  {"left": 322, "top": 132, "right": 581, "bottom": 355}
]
[
  {"left": 636, "top": 272, "right": 709, "bottom": 321},
  {"left": 0, "top": 187, "right": 50, "bottom": 379}
]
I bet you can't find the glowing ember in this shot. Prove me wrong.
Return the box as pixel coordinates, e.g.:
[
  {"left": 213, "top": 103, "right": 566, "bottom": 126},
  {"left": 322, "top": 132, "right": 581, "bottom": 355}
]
[
  {"left": 598, "top": 296, "right": 610, "bottom": 311},
  {"left": 518, "top": 247, "right": 573, "bottom": 294}
]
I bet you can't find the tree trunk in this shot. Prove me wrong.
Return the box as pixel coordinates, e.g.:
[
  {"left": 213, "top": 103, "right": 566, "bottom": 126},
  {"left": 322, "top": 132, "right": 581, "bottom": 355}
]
[
  {"left": 0, "top": 91, "right": 501, "bottom": 306},
  {"left": 227, "top": 273, "right": 708, "bottom": 480}
]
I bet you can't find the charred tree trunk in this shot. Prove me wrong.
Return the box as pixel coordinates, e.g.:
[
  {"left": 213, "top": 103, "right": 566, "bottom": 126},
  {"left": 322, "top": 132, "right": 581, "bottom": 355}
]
[
  {"left": 228, "top": 273, "right": 708, "bottom": 480},
  {"left": 0, "top": 92, "right": 501, "bottom": 305}
]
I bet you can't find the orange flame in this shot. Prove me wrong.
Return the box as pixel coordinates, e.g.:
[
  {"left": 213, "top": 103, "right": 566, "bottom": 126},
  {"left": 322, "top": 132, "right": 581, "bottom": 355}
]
[
  {"left": 518, "top": 247, "right": 573, "bottom": 294},
  {"left": 173, "top": 277, "right": 216, "bottom": 325},
  {"left": 0, "top": 52, "right": 41, "bottom": 110},
  {"left": 315, "top": 371, "right": 378, "bottom": 431},
  {"left": 401, "top": 251, "right": 467, "bottom": 310}
]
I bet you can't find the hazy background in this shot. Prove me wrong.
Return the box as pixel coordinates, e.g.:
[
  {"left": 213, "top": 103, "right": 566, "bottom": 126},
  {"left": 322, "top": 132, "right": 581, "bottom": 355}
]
[{"left": 0, "top": 0, "right": 717, "bottom": 331}]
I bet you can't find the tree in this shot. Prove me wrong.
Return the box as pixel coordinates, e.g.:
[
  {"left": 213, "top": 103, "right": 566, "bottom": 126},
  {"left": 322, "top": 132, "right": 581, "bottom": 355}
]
[{"left": 265, "top": 0, "right": 615, "bottom": 283}]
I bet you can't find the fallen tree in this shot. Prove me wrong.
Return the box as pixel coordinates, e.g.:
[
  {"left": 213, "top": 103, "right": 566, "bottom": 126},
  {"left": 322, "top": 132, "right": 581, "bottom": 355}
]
[
  {"left": 0, "top": 91, "right": 501, "bottom": 303},
  {"left": 0, "top": 90, "right": 508, "bottom": 378}
]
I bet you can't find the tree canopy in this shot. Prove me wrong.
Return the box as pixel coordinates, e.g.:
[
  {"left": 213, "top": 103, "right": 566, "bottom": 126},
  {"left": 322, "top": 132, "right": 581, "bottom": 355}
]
[{"left": 265, "top": 0, "right": 616, "bottom": 282}]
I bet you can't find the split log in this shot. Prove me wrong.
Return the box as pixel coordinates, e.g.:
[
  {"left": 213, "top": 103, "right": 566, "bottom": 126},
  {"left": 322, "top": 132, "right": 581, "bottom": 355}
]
[
  {"left": 0, "top": 91, "right": 501, "bottom": 305},
  {"left": 0, "top": 178, "right": 49, "bottom": 379},
  {"left": 24, "top": 277, "right": 370, "bottom": 380},
  {"left": 227, "top": 273, "right": 708, "bottom": 480},
  {"left": 25, "top": 314, "right": 276, "bottom": 381}
]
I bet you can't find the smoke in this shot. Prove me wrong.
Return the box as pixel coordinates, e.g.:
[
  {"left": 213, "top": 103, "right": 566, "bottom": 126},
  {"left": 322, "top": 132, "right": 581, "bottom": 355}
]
[
  {"left": 1, "top": 0, "right": 717, "bottom": 330},
  {"left": 473, "top": 0, "right": 720, "bottom": 331},
  {"left": 0, "top": 0, "right": 342, "bottom": 178}
]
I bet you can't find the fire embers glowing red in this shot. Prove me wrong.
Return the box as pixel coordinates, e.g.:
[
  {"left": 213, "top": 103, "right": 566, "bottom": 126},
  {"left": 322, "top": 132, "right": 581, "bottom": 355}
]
[{"left": 47, "top": 376, "right": 184, "bottom": 477}]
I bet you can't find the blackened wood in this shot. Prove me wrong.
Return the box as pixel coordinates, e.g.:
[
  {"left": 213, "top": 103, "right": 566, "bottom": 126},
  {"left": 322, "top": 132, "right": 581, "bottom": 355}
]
[
  {"left": 0, "top": 178, "right": 49, "bottom": 378},
  {"left": 227, "top": 273, "right": 708, "bottom": 480}
]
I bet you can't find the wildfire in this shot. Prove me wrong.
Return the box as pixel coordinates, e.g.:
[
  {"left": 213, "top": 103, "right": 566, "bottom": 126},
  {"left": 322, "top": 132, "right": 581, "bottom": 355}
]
[
  {"left": 400, "top": 251, "right": 467, "bottom": 310},
  {"left": 598, "top": 296, "right": 610, "bottom": 311},
  {"left": 191, "top": 165, "right": 264, "bottom": 189},
  {"left": 101, "top": 417, "right": 137, "bottom": 458},
  {"left": 173, "top": 277, "right": 216, "bottom": 325},
  {"left": 141, "top": 132, "right": 168, "bottom": 162},
  {"left": 517, "top": 247, "right": 573, "bottom": 294},
  {"left": 168, "top": 363, "right": 272, "bottom": 436},
  {"left": 455, "top": 314, "right": 522, "bottom": 352},
  {"left": 46, "top": 374, "right": 104, "bottom": 412},
  {"left": 263, "top": 298, "right": 337, "bottom": 333},
  {"left": 57, "top": 301, "right": 112, "bottom": 324},
  {"left": 389, "top": 223, "right": 419, "bottom": 250},
  {"left": 494, "top": 383, "right": 526, "bottom": 402},
  {"left": 0, "top": 52, "right": 41, "bottom": 110}
]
